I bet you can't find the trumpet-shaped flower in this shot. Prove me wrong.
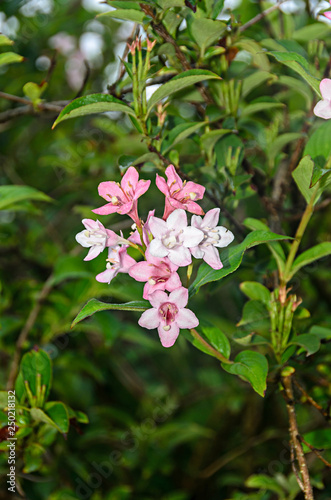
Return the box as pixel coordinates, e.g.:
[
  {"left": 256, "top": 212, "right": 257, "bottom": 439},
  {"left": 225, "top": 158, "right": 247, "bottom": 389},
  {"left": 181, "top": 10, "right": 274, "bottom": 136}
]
[
  {"left": 148, "top": 209, "right": 204, "bottom": 267},
  {"left": 129, "top": 210, "right": 155, "bottom": 247},
  {"left": 75, "top": 219, "right": 122, "bottom": 261},
  {"left": 92, "top": 166, "right": 150, "bottom": 225},
  {"left": 313, "top": 79, "right": 331, "bottom": 119},
  {"left": 190, "top": 208, "right": 234, "bottom": 269},
  {"left": 96, "top": 245, "right": 135, "bottom": 284},
  {"left": 129, "top": 247, "right": 181, "bottom": 299},
  {"left": 156, "top": 165, "right": 205, "bottom": 219},
  {"left": 138, "top": 287, "right": 199, "bottom": 347}
]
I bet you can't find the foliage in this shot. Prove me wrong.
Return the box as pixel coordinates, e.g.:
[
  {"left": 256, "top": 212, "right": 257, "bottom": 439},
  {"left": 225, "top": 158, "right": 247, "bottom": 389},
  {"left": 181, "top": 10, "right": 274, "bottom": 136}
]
[{"left": 1, "top": 0, "right": 331, "bottom": 499}]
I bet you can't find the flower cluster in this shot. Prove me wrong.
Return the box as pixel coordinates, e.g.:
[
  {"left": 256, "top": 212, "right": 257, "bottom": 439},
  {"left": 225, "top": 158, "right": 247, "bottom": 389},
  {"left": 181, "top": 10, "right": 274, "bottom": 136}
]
[{"left": 76, "top": 165, "right": 234, "bottom": 347}]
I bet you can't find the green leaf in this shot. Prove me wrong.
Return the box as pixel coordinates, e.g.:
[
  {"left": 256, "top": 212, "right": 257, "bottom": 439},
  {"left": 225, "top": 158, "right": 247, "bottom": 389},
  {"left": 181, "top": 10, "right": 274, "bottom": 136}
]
[
  {"left": 72, "top": 298, "right": 149, "bottom": 328},
  {"left": 23, "top": 81, "right": 48, "bottom": 108},
  {"left": 189, "top": 230, "right": 290, "bottom": 297},
  {"left": 240, "top": 282, "right": 271, "bottom": 305},
  {"left": 310, "top": 163, "right": 331, "bottom": 188},
  {"left": 292, "top": 155, "right": 322, "bottom": 205},
  {"left": 268, "top": 132, "right": 302, "bottom": 164},
  {"left": 0, "top": 34, "right": 14, "bottom": 46},
  {"left": 200, "top": 129, "right": 233, "bottom": 160},
  {"left": 97, "top": 8, "right": 147, "bottom": 22},
  {"left": 147, "top": 69, "right": 221, "bottom": 115},
  {"left": 0, "top": 185, "right": 52, "bottom": 210},
  {"left": 157, "top": 0, "right": 185, "bottom": 8},
  {"left": 290, "top": 334, "right": 320, "bottom": 356},
  {"left": 289, "top": 242, "right": 331, "bottom": 278},
  {"left": 30, "top": 405, "right": 68, "bottom": 433},
  {"left": 304, "top": 120, "right": 331, "bottom": 164},
  {"left": 309, "top": 325, "right": 331, "bottom": 340},
  {"left": 189, "top": 18, "right": 226, "bottom": 53},
  {"left": 162, "top": 121, "right": 206, "bottom": 153},
  {"left": 44, "top": 402, "right": 70, "bottom": 433},
  {"left": 242, "top": 71, "right": 277, "bottom": 97},
  {"left": 237, "top": 300, "right": 269, "bottom": 328},
  {"left": 23, "top": 443, "right": 45, "bottom": 473},
  {"left": 17, "top": 349, "right": 52, "bottom": 401},
  {"left": 0, "top": 52, "right": 24, "bottom": 67},
  {"left": 302, "top": 429, "right": 331, "bottom": 452},
  {"left": 201, "top": 327, "right": 231, "bottom": 359},
  {"left": 267, "top": 51, "right": 321, "bottom": 96},
  {"left": 52, "top": 94, "right": 135, "bottom": 128},
  {"left": 222, "top": 351, "right": 268, "bottom": 397},
  {"left": 241, "top": 101, "right": 284, "bottom": 117},
  {"left": 246, "top": 474, "right": 285, "bottom": 498},
  {"left": 107, "top": 1, "right": 142, "bottom": 9},
  {"left": 292, "top": 23, "right": 331, "bottom": 42},
  {"left": 243, "top": 218, "right": 286, "bottom": 273}
]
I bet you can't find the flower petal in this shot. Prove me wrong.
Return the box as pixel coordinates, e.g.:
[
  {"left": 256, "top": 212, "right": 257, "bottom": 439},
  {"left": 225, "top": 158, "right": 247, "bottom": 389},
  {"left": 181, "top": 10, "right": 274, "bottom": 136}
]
[
  {"left": 84, "top": 245, "right": 104, "bottom": 261},
  {"left": 129, "top": 261, "right": 152, "bottom": 282},
  {"left": 165, "top": 165, "right": 182, "bottom": 189},
  {"left": 203, "top": 245, "right": 223, "bottom": 270},
  {"left": 184, "top": 200, "right": 205, "bottom": 215},
  {"left": 167, "top": 209, "right": 187, "bottom": 230},
  {"left": 92, "top": 203, "right": 120, "bottom": 215},
  {"left": 168, "top": 246, "right": 192, "bottom": 266},
  {"left": 98, "top": 181, "right": 123, "bottom": 200},
  {"left": 135, "top": 179, "right": 151, "bottom": 198},
  {"left": 96, "top": 267, "right": 118, "bottom": 284},
  {"left": 181, "top": 227, "right": 204, "bottom": 247},
  {"left": 215, "top": 227, "right": 235, "bottom": 248},
  {"left": 121, "top": 166, "right": 139, "bottom": 192},
  {"left": 202, "top": 208, "right": 220, "bottom": 228},
  {"left": 176, "top": 308, "right": 199, "bottom": 329},
  {"left": 165, "top": 272, "right": 182, "bottom": 292},
  {"left": 138, "top": 308, "right": 160, "bottom": 329},
  {"left": 157, "top": 322, "right": 180, "bottom": 348},
  {"left": 180, "top": 181, "right": 205, "bottom": 200},
  {"left": 320, "top": 78, "right": 331, "bottom": 100},
  {"left": 155, "top": 174, "right": 169, "bottom": 196},
  {"left": 149, "top": 216, "right": 168, "bottom": 238},
  {"left": 148, "top": 289, "right": 169, "bottom": 308},
  {"left": 169, "top": 286, "right": 188, "bottom": 308},
  {"left": 313, "top": 99, "right": 331, "bottom": 120},
  {"left": 149, "top": 238, "right": 169, "bottom": 258}
]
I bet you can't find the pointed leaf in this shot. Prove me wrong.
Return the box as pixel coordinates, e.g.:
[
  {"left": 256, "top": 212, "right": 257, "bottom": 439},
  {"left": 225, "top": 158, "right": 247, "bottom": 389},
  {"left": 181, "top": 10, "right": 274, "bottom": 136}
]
[
  {"left": 72, "top": 298, "right": 149, "bottom": 328},
  {"left": 289, "top": 242, "right": 331, "bottom": 278},
  {"left": 189, "top": 230, "right": 290, "bottom": 297},
  {"left": 222, "top": 351, "right": 268, "bottom": 397},
  {"left": 52, "top": 94, "right": 135, "bottom": 128},
  {"left": 240, "top": 282, "right": 271, "bottom": 305},
  {"left": 0, "top": 52, "right": 24, "bottom": 67},
  {"left": 292, "top": 156, "right": 322, "bottom": 205},
  {"left": 0, "top": 185, "right": 52, "bottom": 210},
  {"left": 44, "top": 402, "right": 69, "bottom": 433},
  {"left": 201, "top": 327, "right": 231, "bottom": 359},
  {"left": 290, "top": 334, "right": 320, "bottom": 356},
  {"left": 162, "top": 121, "right": 206, "bottom": 153},
  {"left": 97, "top": 8, "right": 147, "bottom": 22},
  {"left": 147, "top": 69, "right": 221, "bottom": 115},
  {"left": 0, "top": 34, "right": 14, "bottom": 46}
]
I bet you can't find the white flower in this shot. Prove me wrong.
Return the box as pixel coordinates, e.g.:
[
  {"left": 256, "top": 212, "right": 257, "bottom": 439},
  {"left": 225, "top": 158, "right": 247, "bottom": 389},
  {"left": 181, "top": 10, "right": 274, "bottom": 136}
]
[
  {"left": 190, "top": 208, "right": 234, "bottom": 270},
  {"left": 314, "top": 78, "right": 331, "bottom": 119},
  {"left": 148, "top": 209, "right": 204, "bottom": 267},
  {"left": 75, "top": 219, "right": 122, "bottom": 261}
]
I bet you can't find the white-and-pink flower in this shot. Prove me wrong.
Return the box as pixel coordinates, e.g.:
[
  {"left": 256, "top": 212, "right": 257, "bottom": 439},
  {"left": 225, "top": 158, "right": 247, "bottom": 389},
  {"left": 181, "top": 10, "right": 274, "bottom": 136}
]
[
  {"left": 96, "top": 245, "right": 135, "bottom": 284},
  {"left": 190, "top": 208, "right": 234, "bottom": 270},
  {"left": 314, "top": 79, "right": 331, "bottom": 120},
  {"left": 148, "top": 209, "right": 204, "bottom": 267},
  {"left": 93, "top": 166, "right": 150, "bottom": 225},
  {"left": 129, "top": 247, "right": 181, "bottom": 299},
  {"left": 138, "top": 287, "right": 199, "bottom": 347},
  {"left": 156, "top": 165, "right": 205, "bottom": 220},
  {"left": 75, "top": 219, "right": 123, "bottom": 261}
]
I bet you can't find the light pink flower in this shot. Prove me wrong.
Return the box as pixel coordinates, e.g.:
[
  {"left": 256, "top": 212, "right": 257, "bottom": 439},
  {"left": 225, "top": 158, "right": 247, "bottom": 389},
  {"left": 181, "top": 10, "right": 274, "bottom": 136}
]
[
  {"left": 313, "top": 79, "right": 331, "bottom": 119},
  {"left": 190, "top": 208, "right": 234, "bottom": 270},
  {"left": 92, "top": 167, "right": 151, "bottom": 225},
  {"left": 96, "top": 245, "right": 135, "bottom": 284},
  {"left": 129, "top": 210, "right": 155, "bottom": 247},
  {"left": 324, "top": 1, "right": 331, "bottom": 19},
  {"left": 129, "top": 247, "right": 181, "bottom": 299},
  {"left": 156, "top": 165, "right": 205, "bottom": 220},
  {"left": 138, "top": 287, "right": 199, "bottom": 347},
  {"left": 148, "top": 209, "right": 204, "bottom": 267},
  {"left": 75, "top": 219, "right": 122, "bottom": 261}
]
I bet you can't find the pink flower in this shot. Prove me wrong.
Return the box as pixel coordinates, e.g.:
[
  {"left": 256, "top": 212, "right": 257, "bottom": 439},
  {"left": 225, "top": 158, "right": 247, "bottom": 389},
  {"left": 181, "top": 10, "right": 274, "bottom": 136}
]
[
  {"left": 313, "top": 79, "right": 331, "bottom": 119},
  {"left": 96, "top": 245, "right": 135, "bottom": 284},
  {"left": 75, "top": 219, "right": 123, "bottom": 261},
  {"left": 148, "top": 209, "right": 204, "bottom": 267},
  {"left": 156, "top": 165, "right": 205, "bottom": 220},
  {"left": 324, "top": 1, "right": 331, "bottom": 19},
  {"left": 138, "top": 287, "right": 199, "bottom": 347},
  {"left": 92, "top": 167, "right": 151, "bottom": 225},
  {"left": 190, "top": 208, "right": 234, "bottom": 270},
  {"left": 129, "top": 210, "right": 154, "bottom": 247},
  {"left": 129, "top": 247, "right": 181, "bottom": 299}
]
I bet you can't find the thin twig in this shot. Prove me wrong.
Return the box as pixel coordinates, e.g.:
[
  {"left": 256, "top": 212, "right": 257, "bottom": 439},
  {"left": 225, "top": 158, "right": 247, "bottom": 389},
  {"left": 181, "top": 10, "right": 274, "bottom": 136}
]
[
  {"left": 297, "top": 435, "right": 331, "bottom": 468},
  {"left": 239, "top": 0, "right": 288, "bottom": 33},
  {"left": 6, "top": 274, "right": 54, "bottom": 390},
  {"left": 282, "top": 374, "right": 314, "bottom": 500},
  {"left": 293, "top": 379, "right": 330, "bottom": 420}
]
